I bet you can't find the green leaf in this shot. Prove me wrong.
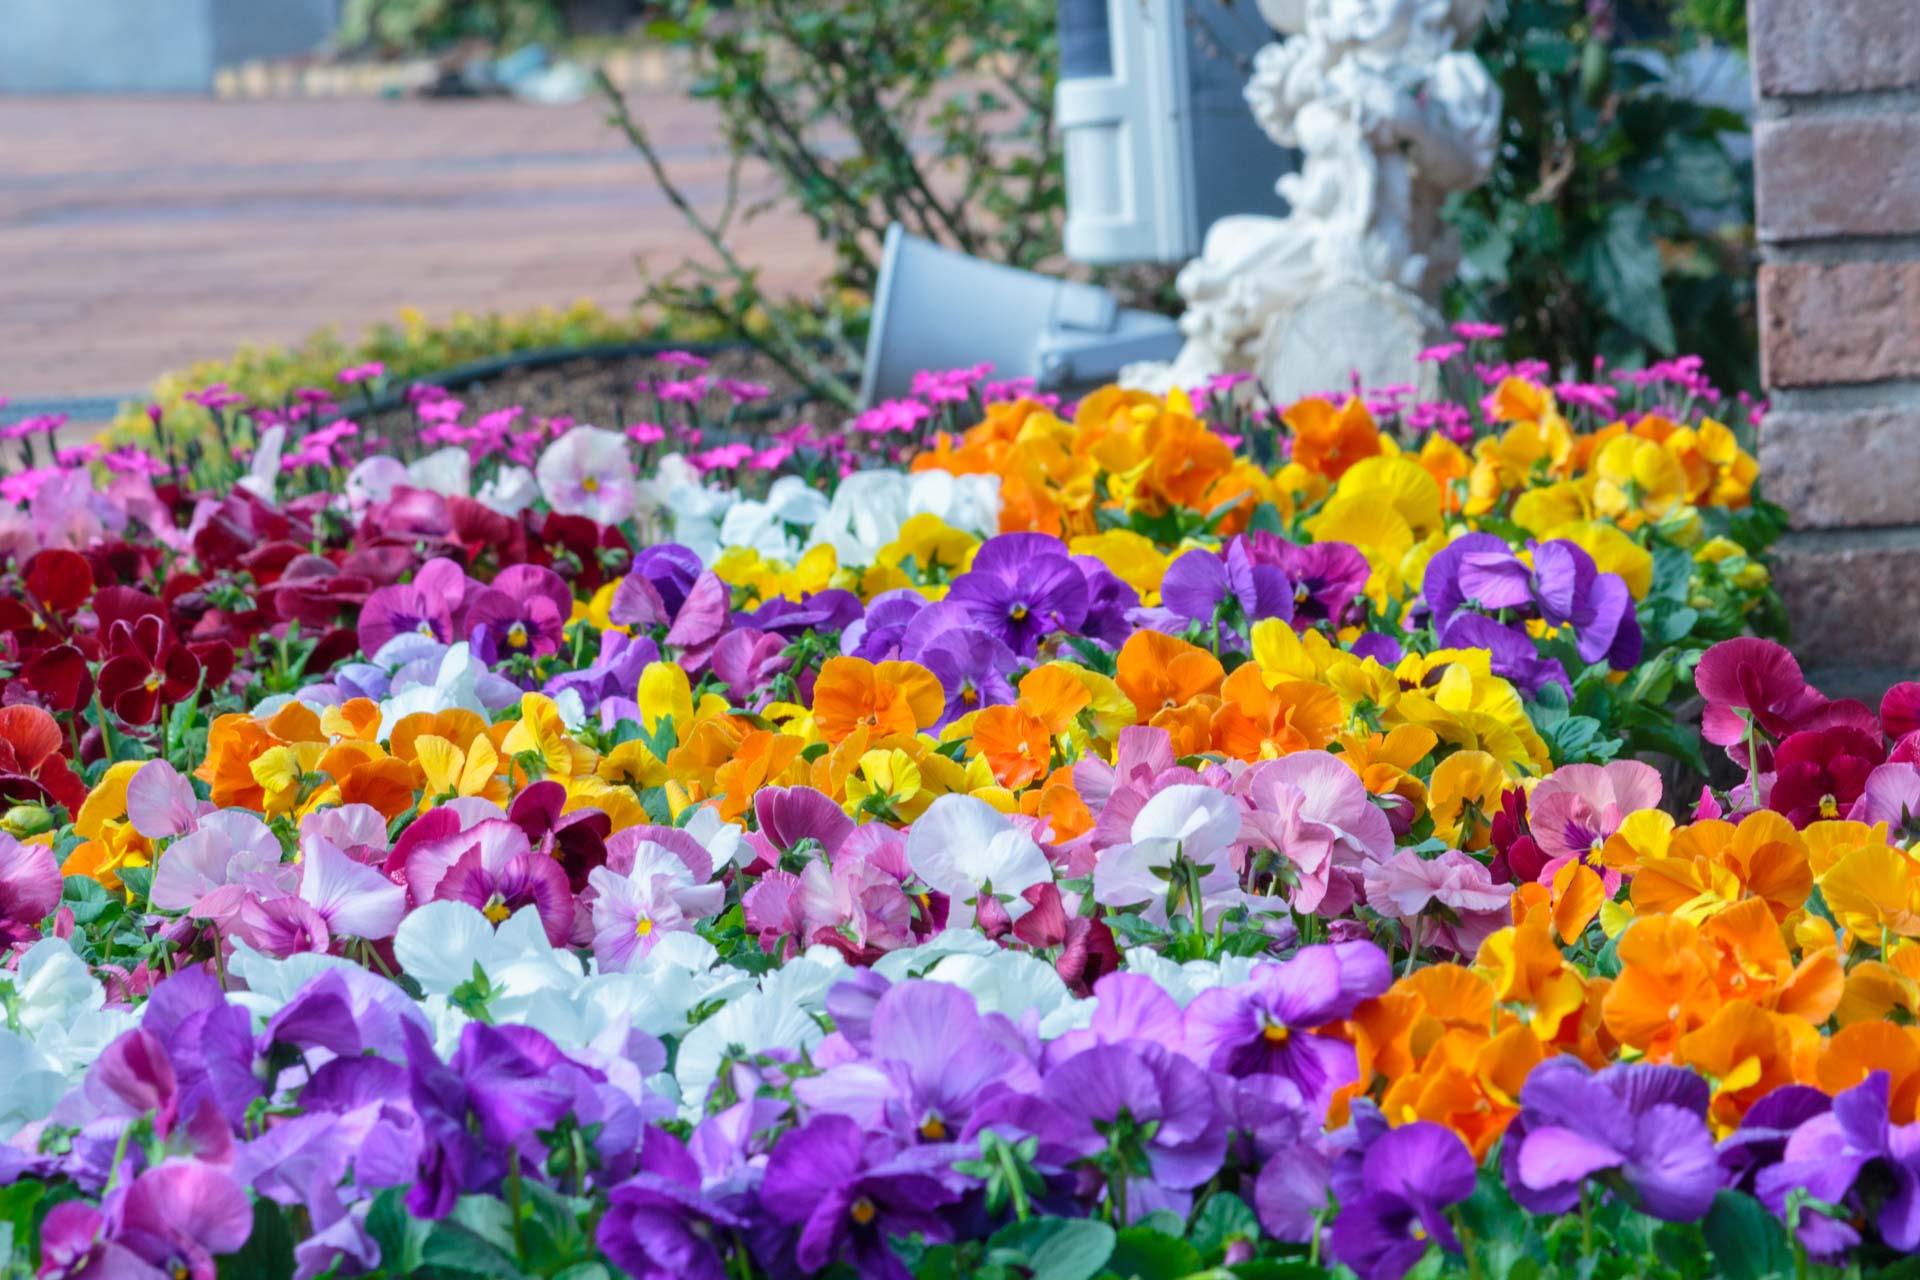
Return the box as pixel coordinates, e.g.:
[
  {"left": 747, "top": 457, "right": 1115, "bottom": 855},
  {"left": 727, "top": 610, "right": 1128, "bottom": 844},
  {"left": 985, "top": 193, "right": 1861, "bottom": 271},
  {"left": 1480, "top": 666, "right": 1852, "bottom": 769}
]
[
  {"left": 1227, "top": 1264, "right": 1327, "bottom": 1280},
  {"left": 116, "top": 866, "right": 155, "bottom": 901},
  {"left": 989, "top": 1217, "right": 1116, "bottom": 1280},
  {"left": 420, "top": 1220, "right": 524, "bottom": 1278},
  {"left": 217, "top": 1200, "right": 296, "bottom": 1280},
  {"left": 1189, "top": 1192, "right": 1261, "bottom": 1261},
  {"left": 1701, "top": 1189, "right": 1793, "bottom": 1280},
  {"left": 1579, "top": 205, "right": 1677, "bottom": 354},
  {"left": 61, "top": 875, "right": 115, "bottom": 926},
  {"left": 1101, "top": 1227, "right": 1201, "bottom": 1280},
  {"left": 1636, "top": 134, "right": 1740, "bottom": 210},
  {"left": 365, "top": 1187, "right": 429, "bottom": 1273}
]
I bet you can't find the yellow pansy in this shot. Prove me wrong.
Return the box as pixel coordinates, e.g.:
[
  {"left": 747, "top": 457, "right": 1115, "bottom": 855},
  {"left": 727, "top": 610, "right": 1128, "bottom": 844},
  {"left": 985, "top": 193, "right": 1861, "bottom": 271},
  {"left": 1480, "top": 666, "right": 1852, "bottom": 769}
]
[
  {"left": 1429, "top": 750, "right": 1506, "bottom": 850},
  {"left": 638, "top": 661, "right": 694, "bottom": 736},
  {"left": 878, "top": 513, "right": 978, "bottom": 580},
  {"left": 500, "top": 693, "right": 596, "bottom": 782},
  {"left": 415, "top": 733, "right": 506, "bottom": 807},
  {"left": 844, "top": 748, "right": 925, "bottom": 819},
  {"left": 1334, "top": 455, "right": 1444, "bottom": 537},
  {"left": 1592, "top": 434, "right": 1688, "bottom": 530},
  {"left": 1540, "top": 520, "right": 1653, "bottom": 598},
  {"left": 1821, "top": 841, "right": 1920, "bottom": 944},
  {"left": 1069, "top": 529, "right": 1171, "bottom": 599}
]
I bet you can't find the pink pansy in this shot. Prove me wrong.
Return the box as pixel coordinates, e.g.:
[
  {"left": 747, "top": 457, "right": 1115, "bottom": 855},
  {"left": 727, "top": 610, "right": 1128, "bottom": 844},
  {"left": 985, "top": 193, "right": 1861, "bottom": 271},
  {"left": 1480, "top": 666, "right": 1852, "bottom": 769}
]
[
  {"left": 388, "top": 812, "right": 522, "bottom": 908},
  {"left": 299, "top": 803, "right": 391, "bottom": 855},
  {"left": 125, "top": 760, "right": 212, "bottom": 841},
  {"left": 535, "top": 426, "right": 638, "bottom": 525},
  {"left": 742, "top": 855, "right": 913, "bottom": 960},
  {"left": 1362, "top": 850, "right": 1513, "bottom": 957},
  {"left": 297, "top": 835, "right": 407, "bottom": 943},
  {"left": 150, "top": 810, "right": 292, "bottom": 926},
  {"left": 1881, "top": 682, "right": 1920, "bottom": 740},
  {"left": 1524, "top": 760, "right": 1660, "bottom": 892},
  {"left": 1849, "top": 762, "right": 1920, "bottom": 833},
  {"left": 1237, "top": 750, "right": 1395, "bottom": 916},
  {"left": 587, "top": 842, "right": 724, "bottom": 971},
  {"left": 0, "top": 832, "right": 62, "bottom": 947},
  {"left": 1695, "top": 638, "right": 1827, "bottom": 753}
]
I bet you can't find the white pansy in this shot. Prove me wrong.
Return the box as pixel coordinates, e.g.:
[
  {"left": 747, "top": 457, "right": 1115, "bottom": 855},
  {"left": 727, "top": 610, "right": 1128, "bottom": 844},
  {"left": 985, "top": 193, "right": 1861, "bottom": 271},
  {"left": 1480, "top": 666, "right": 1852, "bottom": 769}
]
[
  {"left": 407, "top": 446, "right": 472, "bottom": 497},
  {"left": 389, "top": 901, "right": 559, "bottom": 996},
  {"left": 682, "top": 804, "right": 753, "bottom": 869},
  {"left": 1120, "top": 947, "right": 1262, "bottom": 1005},
  {"left": 906, "top": 794, "right": 1053, "bottom": 927},
  {"left": 908, "top": 469, "right": 1001, "bottom": 537},
  {"left": 475, "top": 464, "right": 539, "bottom": 516},
  {"left": 808, "top": 470, "right": 910, "bottom": 564},
  {"left": 376, "top": 642, "right": 490, "bottom": 740},
  {"left": 537, "top": 426, "right": 639, "bottom": 525},
  {"left": 0, "top": 940, "right": 139, "bottom": 1137},
  {"left": 236, "top": 425, "right": 287, "bottom": 502}
]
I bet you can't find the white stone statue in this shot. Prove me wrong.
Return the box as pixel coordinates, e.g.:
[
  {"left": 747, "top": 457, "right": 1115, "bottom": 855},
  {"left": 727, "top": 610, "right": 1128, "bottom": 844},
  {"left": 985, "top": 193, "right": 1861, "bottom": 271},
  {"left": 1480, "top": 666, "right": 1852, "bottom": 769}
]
[{"left": 1125, "top": 0, "right": 1501, "bottom": 401}]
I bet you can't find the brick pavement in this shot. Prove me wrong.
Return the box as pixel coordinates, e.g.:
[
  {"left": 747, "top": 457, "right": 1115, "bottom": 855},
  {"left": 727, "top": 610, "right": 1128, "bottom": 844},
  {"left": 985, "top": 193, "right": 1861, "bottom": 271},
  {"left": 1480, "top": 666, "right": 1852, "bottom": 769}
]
[{"left": 0, "top": 92, "right": 832, "bottom": 404}]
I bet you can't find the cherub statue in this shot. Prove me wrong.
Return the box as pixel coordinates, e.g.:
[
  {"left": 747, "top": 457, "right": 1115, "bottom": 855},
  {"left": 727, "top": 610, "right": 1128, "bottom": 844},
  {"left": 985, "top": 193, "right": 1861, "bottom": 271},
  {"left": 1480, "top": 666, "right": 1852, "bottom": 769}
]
[{"left": 1127, "top": 0, "right": 1500, "bottom": 398}]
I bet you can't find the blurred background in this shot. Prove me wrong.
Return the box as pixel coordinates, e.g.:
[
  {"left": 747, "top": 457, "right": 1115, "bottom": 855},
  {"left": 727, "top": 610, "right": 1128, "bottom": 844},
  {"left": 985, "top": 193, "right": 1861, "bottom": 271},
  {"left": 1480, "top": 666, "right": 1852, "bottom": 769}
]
[{"left": 0, "top": 0, "right": 1755, "bottom": 433}]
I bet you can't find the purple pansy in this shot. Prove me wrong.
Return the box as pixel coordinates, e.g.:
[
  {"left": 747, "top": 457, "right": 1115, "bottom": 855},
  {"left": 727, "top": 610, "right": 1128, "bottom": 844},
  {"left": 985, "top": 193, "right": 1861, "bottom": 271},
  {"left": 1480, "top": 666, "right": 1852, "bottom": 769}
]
[
  {"left": 1326, "top": 1121, "right": 1477, "bottom": 1280},
  {"left": 1501, "top": 1057, "right": 1720, "bottom": 1223},
  {"left": 758, "top": 1114, "right": 966, "bottom": 1280},
  {"left": 1183, "top": 943, "right": 1392, "bottom": 1112},
  {"left": 943, "top": 533, "right": 1089, "bottom": 657}
]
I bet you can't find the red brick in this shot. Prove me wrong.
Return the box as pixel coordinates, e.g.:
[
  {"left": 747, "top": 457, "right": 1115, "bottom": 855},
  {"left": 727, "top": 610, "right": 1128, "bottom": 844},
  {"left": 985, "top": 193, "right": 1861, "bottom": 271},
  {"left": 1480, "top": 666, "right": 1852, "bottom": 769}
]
[
  {"left": 1752, "top": 0, "right": 1920, "bottom": 96},
  {"left": 1759, "top": 260, "right": 1920, "bottom": 387},
  {"left": 1773, "top": 529, "right": 1920, "bottom": 668},
  {"left": 1760, "top": 406, "right": 1920, "bottom": 528},
  {"left": 1756, "top": 115, "right": 1920, "bottom": 241}
]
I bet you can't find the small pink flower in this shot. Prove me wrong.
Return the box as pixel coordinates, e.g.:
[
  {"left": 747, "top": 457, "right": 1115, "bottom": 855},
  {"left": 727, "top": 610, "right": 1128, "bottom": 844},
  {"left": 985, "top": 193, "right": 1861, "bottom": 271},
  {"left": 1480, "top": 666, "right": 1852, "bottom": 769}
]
[
  {"left": 656, "top": 350, "right": 710, "bottom": 370},
  {"left": 655, "top": 376, "right": 710, "bottom": 404},
  {"left": 1452, "top": 321, "right": 1506, "bottom": 341},
  {"left": 337, "top": 362, "right": 385, "bottom": 385},
  {"left": 719, "top": 378, "right": 770, "bottom": 404},
  {"left": 626, "top": 422, "right": 666, "bottom": 445}
]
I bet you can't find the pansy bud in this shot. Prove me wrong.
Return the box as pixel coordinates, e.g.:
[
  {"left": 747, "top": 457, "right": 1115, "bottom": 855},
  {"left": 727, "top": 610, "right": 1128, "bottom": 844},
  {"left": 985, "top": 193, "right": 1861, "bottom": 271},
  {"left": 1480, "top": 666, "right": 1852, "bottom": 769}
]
[{"left": 0, "top": 803, "right": 54, "bottom": 838}]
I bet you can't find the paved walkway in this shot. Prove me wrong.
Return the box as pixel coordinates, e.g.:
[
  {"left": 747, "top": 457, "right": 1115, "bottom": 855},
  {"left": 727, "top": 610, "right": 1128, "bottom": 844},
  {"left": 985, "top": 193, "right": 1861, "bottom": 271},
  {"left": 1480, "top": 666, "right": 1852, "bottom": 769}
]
[{"left": 0, "top": 93, "right": 831, "bottom": 405}]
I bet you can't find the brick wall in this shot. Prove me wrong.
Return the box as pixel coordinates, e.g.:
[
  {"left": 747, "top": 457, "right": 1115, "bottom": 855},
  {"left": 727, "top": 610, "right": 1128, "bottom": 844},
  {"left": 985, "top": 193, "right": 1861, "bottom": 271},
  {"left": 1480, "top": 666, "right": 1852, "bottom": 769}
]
[{"left": 1750, "top": 0, "right": 1920, "bottom": 695}]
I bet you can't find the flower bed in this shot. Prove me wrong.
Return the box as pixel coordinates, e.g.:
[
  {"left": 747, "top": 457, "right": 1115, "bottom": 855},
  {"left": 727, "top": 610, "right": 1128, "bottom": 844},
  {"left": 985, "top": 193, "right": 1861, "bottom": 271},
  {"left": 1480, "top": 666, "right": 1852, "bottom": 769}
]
[{"left": 4, "top": 338, "right": 1907, "bottom": 1280}]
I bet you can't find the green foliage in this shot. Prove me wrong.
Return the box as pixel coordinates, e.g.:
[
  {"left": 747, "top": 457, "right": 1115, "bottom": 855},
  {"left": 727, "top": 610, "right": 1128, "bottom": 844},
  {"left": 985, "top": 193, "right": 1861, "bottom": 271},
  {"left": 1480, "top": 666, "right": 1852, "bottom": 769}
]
[
  {"left": 1445, "top": 0, "right": 1757, "bottom": 388},
  {"left": 609, "top": 0, "right": 1062, "bottom": 405},
  {"left": 339, "top": 0, "right": 568, "bottom": 56},
  {"left": 648, "top": 0, "right": 1061, "bottom": 294}
]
